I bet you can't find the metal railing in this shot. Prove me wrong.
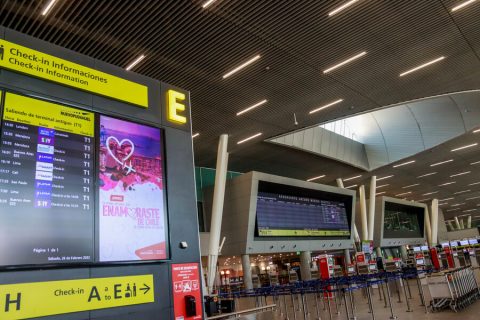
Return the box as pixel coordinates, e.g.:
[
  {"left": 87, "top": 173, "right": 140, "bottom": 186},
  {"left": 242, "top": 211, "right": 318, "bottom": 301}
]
[{"left": 206, "top": 304, "right": 276, "bottom": 319}]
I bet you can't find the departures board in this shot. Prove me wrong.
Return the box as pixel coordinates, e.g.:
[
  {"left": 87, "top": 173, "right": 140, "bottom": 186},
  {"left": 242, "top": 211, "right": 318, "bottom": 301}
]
[{"left": 0, "top": 92, "right": 168, "bottom": 267}]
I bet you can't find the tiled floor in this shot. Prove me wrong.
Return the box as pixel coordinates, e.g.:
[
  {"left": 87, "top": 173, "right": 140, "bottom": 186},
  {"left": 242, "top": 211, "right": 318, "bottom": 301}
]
[{"left": 230, "top": 279, "right": 480, "bottom": 320}]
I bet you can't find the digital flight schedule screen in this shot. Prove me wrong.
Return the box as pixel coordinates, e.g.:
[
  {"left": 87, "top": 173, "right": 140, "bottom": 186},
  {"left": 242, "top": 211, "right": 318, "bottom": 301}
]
[
  {"left": 0, "top": 93, "right": 95, "bottom": 265},
  {"left": 255, "top": 181, "right": 352, "bottom": 237}
]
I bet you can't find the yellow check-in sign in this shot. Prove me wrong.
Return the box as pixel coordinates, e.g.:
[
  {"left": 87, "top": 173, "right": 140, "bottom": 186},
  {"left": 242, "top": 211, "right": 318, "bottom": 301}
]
[
  {"left": 0, "top": 39, "right": 148, "bottom": 108},
  {"left": 0, "top": 275, "right": 154, "bottom": 320}
]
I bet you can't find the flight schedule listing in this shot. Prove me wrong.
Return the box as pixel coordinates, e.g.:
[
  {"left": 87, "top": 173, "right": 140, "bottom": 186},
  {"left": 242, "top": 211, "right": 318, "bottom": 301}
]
[{"left": 0, "top": 93, "right": 95, "bottom": 266}]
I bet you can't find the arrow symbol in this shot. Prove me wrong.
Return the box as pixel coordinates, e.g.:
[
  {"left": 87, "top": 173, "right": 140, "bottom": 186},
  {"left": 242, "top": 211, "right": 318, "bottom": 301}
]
[{"left": 140, "top": 283, "right": 150, "bottom": 294}]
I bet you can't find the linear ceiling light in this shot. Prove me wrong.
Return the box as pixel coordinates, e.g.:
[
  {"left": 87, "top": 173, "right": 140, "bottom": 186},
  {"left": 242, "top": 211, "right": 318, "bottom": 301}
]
[
  {"left": 399, "top": 56, "right": 445, "bottom": 77},
  {"left": 309, "top": 99, "right": 343, "bottom": 114},
  {"left": 396, "top": 191, "right": 412, "bottom": 197},
  {"left": 237, "top": 132, "right": 262, "bottom": 144},
  {"left": 328, "top": 0, "right": 360, "bottom": 16},
  {"left": 470, "top": 182, "right": 480, "bottom": 185},
  {"left": 393, "top": 160, "right": 415, "bottom": 168},
  {"left": 463, "top": 208, "right": 478, "bottom": 213},
  {"left": 417, "top": 172, "right": 437, "bottom": 178},
  {"left": 237, "top": 99, "right": 267, "bottom": 116},
  {"left": 440, "top": 197, "right": 454, "bottom": 201},
  {"left": 402, "top": 183, "right": 419, "bottom": 189},
  {"left": 202, "top": 0, "right": 218, "bottom": 8},
  {"left": 451, "top": 171, "right": 471, "bottom": 177},
  {"left": 125, "top": 55, "right": 146, "bottom": 71},
  {"left": 41, "top": 0, "right": 57, "bottom": 15},
  {"left": 431, "top": 159, "right": 454, "bottom": 167},
  {"left": 345, "top": 184, "right": 358, "bottom": 189},
  {"left": 439, "top": 202, "right": 449, "bottom": 206},
  {"left": 223, "top": 55, "right": 261, "bottom": 79},
  {"left": 471, "top": 160, "right": 480, "bottom": 165},
  {"left": 192, "top": 133, "right": 200, "bottom": 138},
  {"left": 447, "top": 208, "right": 461, "bottom": 212},
  {"left": 451, "top": 0, "right": 477, "bottom": 12},
  {"left": 422, "top": 191, "right": 438, "bottom": 196},
  {"left": 454, "top": 189, "right": 471, "bottom": 194},
  {"left": 451, "top": 143, "right": 478, "bottom": 152},
  {"left": 474, "top": 128, "right": 480, "bottom": 133},
  {"left": 376, "top": 191, "right": 386, "bottom": 195},
  {"left": 376, "top": 184, "right": 389, "bottom": 189},
  {"left": 466, "top": 195, "right": 480, "bottom": 200},
  {"left": 451, "top": 202, "right": 466, "bottom": 207},
  {"left": 377, "top": 175, "right": 394, "bottom": 181},
  {"left": 343, "top": 175, "right": 362, "bottom": 182},
  {"left": 307, "top": 175, "right": 326, "bottom": 182},
  {"left": 323, "top": 51, "right": 367, "bottom": 73},
  {"left": 417, "top": 198, "right": 431, "bottom": 202},
  {"left": 439, "top": 181, "right": 456, "bottom": 186}
]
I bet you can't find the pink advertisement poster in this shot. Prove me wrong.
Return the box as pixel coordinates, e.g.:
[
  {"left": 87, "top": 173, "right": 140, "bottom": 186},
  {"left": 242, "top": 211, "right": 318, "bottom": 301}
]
[{"left": 98, "top": 116, "right": 167, "bottom": 261}]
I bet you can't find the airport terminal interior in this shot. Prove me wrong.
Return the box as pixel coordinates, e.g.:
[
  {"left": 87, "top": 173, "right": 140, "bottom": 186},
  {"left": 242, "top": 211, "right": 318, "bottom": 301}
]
[{"left": 1, "top": 1, "right": 480, "bottom": 319}]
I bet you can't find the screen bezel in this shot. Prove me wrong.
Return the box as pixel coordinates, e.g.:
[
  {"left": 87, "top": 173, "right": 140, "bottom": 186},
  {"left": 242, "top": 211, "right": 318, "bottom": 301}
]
[
  {"left": 0, "top": 89, "right": 171, "bottom": 270},
  {"left": 253, "top": 180, "right": 353, "bottom": 240}
]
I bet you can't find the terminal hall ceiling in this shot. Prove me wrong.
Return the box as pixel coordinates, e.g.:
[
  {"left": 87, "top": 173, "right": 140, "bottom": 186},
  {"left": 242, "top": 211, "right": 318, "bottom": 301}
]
[{"left": 1, "top": 1, "right": 480, "bottom": 219}]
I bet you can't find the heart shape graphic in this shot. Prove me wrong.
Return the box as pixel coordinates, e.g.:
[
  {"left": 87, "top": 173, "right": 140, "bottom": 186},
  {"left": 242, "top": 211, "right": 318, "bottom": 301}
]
[{"left": 106, "top": 136, "right": 135, "bottom": 166}]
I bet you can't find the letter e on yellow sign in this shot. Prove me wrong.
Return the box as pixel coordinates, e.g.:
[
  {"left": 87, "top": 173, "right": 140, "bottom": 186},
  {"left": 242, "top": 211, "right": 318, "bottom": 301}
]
[{"left": 167, "top": 90, "right": 187, "bottom": 124}]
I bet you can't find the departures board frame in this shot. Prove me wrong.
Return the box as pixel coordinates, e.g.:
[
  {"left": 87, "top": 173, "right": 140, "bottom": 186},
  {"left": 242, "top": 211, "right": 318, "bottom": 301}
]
[{"left": 0, "top": 88, "right": 171, "bottom": 270}]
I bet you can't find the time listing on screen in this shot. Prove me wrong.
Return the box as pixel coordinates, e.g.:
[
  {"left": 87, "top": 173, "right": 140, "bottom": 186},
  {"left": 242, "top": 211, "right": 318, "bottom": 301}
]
[{"left": 0, "top": 93, "right": 95, "bottom": 265}]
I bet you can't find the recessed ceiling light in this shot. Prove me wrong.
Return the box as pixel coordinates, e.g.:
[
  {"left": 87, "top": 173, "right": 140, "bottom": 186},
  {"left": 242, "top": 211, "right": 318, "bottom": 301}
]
[
  {"left": 307, "top": 175, "right": 326, "bottom": 182},
  {"left": 451, "top": 0, "right": 477, "bottom": 12},
  {"left": 450, "top": 171, "right": 471, "bottom": 177},
  {"left": 431, "top": 159, "right": 454, "bottom": 167},
  {"left": 393, "top": 160, "right": 415, "bottom": 168},
  {"left": 471, "top": 160, "right": 480, "bottom": 165},
  {"left": 451, "top": 143, "right": 478, "bottom": 152},
  {"left": 125, "top": 55, "right": 146, "bottom": 71},
  {"left": 376, "top": 184, "right": 389, "bottom": 189},
  {"left": 309, "top": 99, "right": 343, "bottom": 114},
  {"left": 454, "top": 189, "right": 471, "bottom": 194},
  {"left": 328, "top": 0, "right": 360, "bottom": 16},
  {"left": 395, "top": 191, "right": 412, "bottom": 197},
  {"left": 202, "top": 0, "right": 218, "bottom": 8},
  {"left": 439, "top": 181, "right": 456, "bottom": 186},
  {"left": 192, "top": 133, "right": 200, "bottom": 138},
  {"left": 451, "top": 202, "right": 466, "bottom": 207},
  {"left": 399, "top": 56, "right": 446, "bottom": 77},
  {"left": 41, "top": 0, "right": 57, "bottom": 16},
  {"left": 323, "top": 51, "right": 367, "bottom": 73},
  {"left": 223, "top": 55, "right": 261, "bottom": 79},
  {"left": 466, "top": 195, "right": 480, "bottom": 200},
  {"left": 417, "top": 172, "right": 437, "bottom": 178},
  {"left": 440, "top": 197, "right": 454, "bottom": 201},
  {"left": 377, "top": 175, "right": 394, "bottom": 181},
  {"left": 237, "top": 132, "right": 262, "bottom": 144},
  {"left": 376, "top": 191, "right": 386, "bottom": 196},
  {"left": 402, "top": 183, "right": 420, "bottom": 189},
  {"left": 343, "top": 175, "right": 362, "bottom": 181},
  {"left": 236, "top": 99, "right": 267, "bottom": 116},
  {"left": 422, "top": 191, "right": 438, "bottom": 196},
  {"left": 345, "top": 184, "right": 358, "bottom": 189}
]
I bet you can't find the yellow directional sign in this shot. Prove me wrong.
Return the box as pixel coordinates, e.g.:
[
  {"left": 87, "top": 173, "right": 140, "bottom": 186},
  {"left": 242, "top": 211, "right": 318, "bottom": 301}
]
[{"left": 0, "top": 274, "right": 154, "bottom": 320}]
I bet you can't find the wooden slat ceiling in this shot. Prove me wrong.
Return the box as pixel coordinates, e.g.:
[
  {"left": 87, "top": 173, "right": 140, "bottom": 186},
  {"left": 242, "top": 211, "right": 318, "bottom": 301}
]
[{"left": 1, "top": 0, "right": 480, "bottom": 220}]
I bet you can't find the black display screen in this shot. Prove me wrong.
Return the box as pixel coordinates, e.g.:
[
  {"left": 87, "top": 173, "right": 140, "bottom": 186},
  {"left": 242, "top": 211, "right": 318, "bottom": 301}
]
[
  {"left": 383, "top": 201, "right": 424, "bottom": 239},
  {"left": 255, "top": 181, "right": 352, "bottom": 238}
]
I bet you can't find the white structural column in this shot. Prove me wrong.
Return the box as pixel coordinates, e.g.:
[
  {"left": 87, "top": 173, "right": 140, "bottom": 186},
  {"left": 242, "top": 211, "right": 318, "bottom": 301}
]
[
  {"left": 454, "top": 216, "right": 461, "bottom": 230},
  {"left": 300, "top": 251, "right": 312, "bottom": 281},
  {"left": 241, "top": 254, "right": 253, "bottom": 290},
  {"left": 424, "top": 206, "right": 432, "bottom": 246},
  {"left": 446, "top": 220, "right": 455, "bottom": 231},
  {"left": 467, "top": 215, "right": 472, "bottom": 229},
  {"left": 336, "top": 178, "right": 344, "bottom": 188},
  {"left": 430, "top": 199, "right": 439, "bottom": 246},
  {"left": 359, "top": 185, "right": 368, "bottom": 241},
  {"left": 460, "top": 219, "right": 465, "bottom": 229},
  {"left": 400, "top": 246, "right": 408, "bottom": 260},
  {"left": 207, "top": 134, "right": 229, "bottom": 294},
  {"left": 368, "top": 176, "right": 376, "bottom": 240}
]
